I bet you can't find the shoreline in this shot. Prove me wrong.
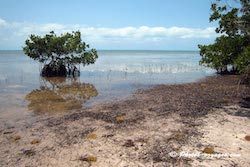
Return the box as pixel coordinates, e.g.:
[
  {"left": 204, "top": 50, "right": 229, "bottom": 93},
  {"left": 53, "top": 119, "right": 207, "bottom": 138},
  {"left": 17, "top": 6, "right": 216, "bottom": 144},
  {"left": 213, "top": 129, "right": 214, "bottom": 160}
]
[{"left": 0, "top": 75, "right": 250, "bottom": 166}]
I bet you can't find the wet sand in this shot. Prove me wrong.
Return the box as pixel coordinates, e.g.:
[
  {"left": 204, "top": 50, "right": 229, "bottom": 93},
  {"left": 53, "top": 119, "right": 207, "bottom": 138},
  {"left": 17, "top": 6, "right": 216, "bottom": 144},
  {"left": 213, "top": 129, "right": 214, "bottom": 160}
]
[{"left": 0, "top": 75, "right": 250, "bottom": 167}]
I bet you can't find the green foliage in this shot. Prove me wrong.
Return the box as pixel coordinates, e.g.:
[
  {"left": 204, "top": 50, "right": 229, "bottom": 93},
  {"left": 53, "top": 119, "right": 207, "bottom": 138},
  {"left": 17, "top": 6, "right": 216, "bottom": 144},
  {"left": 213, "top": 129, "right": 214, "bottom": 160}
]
[
  {"left": 235, "top": 45, "right": 250, "bottom": 72},
  {"left": 199, "top": 0, "right": 250, "bottom": 74},
  {"left": 23, "top": 31, "right": 98, "bottom": 77},
  {"left": 236, "top": 45, "right": 250, "bottom": 84}
]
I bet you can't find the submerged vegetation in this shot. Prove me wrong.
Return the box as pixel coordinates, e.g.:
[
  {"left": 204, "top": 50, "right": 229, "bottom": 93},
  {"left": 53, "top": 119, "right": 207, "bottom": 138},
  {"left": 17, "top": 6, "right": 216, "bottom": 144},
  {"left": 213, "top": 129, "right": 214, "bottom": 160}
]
[
  {"left": 199, "top": 0, "right": 250, "bottom": 77},
  {"left": 25, "top": 77, "right": 98, "bottom": 113},
  {"left": 23, "top": 31, "right": 98, "bottom": 77}
]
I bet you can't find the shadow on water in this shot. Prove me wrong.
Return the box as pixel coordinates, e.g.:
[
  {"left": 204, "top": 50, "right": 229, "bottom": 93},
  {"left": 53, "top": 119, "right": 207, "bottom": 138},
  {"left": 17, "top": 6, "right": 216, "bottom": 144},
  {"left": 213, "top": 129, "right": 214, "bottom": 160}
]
[{"left": 25, "top": 77, "right": 98, "bottom": 114}]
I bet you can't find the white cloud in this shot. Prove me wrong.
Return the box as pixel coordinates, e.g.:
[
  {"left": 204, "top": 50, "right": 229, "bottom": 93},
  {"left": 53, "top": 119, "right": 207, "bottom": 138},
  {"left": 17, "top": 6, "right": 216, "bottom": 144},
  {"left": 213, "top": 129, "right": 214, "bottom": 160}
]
[
  {"left": 0, "top": 18, "right": 218, "bottom": 49},
  {"left": 77, "top": 26, "right": 217, "bottom": 43},
  {"left": 0, "top": 18, "right": 7, "bottom": 26}
]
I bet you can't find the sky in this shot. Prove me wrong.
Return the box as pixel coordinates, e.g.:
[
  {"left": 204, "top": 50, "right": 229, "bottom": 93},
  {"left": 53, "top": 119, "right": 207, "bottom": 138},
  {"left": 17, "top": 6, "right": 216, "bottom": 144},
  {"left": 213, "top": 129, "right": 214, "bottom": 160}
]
[{"left": 0, "top": 0, "right": 223, "bottom": 50}]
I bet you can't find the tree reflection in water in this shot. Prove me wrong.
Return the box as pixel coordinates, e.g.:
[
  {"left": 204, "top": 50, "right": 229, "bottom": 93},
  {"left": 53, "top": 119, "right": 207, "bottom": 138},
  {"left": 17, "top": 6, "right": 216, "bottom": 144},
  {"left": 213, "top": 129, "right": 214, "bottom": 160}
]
[{"left": 25, "top": 77, "right": 98, "bottom": 113}]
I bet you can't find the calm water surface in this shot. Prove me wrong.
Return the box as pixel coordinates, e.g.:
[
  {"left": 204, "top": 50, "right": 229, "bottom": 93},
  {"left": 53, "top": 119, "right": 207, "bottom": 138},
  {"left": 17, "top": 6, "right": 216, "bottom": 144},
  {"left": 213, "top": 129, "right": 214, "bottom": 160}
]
[{"left": 0, "top": 50, "right": 215, "bottom": 122}]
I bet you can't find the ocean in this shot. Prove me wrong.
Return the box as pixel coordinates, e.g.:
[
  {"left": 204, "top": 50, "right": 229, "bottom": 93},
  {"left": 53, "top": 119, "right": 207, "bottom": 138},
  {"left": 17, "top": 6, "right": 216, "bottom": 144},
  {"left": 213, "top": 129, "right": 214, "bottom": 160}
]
[{"left": 0, "top": 50, "right": 215, "bottom": 121}]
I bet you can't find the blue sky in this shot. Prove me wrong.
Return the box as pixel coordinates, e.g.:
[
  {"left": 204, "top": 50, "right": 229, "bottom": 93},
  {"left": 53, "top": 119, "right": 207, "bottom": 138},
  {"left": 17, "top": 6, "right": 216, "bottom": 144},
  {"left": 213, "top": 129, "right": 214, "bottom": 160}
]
[{"left": 0, "top": 0, "right": 221, "bottom": 50}]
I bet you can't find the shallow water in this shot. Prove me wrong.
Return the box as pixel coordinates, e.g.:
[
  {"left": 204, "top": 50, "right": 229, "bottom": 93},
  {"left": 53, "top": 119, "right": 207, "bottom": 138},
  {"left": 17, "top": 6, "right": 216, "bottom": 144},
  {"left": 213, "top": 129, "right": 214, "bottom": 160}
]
[{"left": 0, "top": 50, "right": 215, "bottom": 122}]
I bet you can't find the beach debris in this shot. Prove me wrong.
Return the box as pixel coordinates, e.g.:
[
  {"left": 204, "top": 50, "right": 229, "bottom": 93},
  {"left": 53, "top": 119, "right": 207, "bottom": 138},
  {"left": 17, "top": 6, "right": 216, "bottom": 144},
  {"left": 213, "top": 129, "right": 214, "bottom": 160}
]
[
  {"left": 202, "top": 146, "right": 215, "bottom": 154},
  {"left": 239, "top": 97, "right": 250, "bottom": 108},
  {"left": 3, "top": 131, "right": 13, "bottom": 134},
  {"left": 200, "top": 83, "right": 206, "bottom": 87},
  {"left": 136, "top": 138, "right": 148, "bottom": 143},
  {"left": 123, "top": 139, "right": 135, "bottom": 147},
  {"left": 174, "top": 132, "right": 186, "bottom": 139},
  {"left": 223, "top": 98, "right": 231, "bottom": 103},
  {"left": 102, "top": 134, "right": 114, "bottom": 138},
  {"left": 87, "top": 133, "right": 97, "bottom": 139},
  {"left": 244, "top": 135, "right": 250, "bottom": 141},
  {"left": 30, "top": 139, "right": 41, "bottom": 144},
  {"left": 22, "top": 149, "right": 36, "bottom": 157},
  {"left": 12, "top": 135, "right": 21, "bottom": 141},
  {"left": 79, "top": 155, "right": 97, "bottom": 163},
  {"left": 116, "top": 116, "right": 125, "bottom": 122},
  {"left": 196, "top": 143, "right": 203, "bottom": 148}
]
